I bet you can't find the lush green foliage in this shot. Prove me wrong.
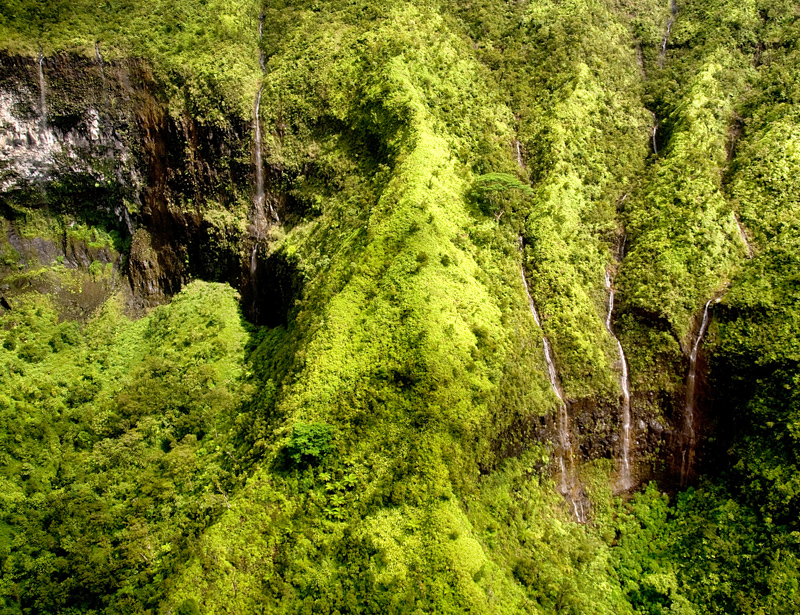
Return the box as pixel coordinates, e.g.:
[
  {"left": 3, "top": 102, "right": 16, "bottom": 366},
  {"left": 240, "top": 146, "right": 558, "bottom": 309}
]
[
  {"left": 285, "top": 422, "right": 335, "bottom": 466},
  {"left": 2, "top": 0, "right": 800, "bottom": 611},
  {"left": 0, "top": 282, "right": 251, "bottom": 612},
  {"left": 0, "top": 0, "right": 261, "bottom": 117},
  {"left": 468, "top": 173, "right": 534, "bottom": 217}
]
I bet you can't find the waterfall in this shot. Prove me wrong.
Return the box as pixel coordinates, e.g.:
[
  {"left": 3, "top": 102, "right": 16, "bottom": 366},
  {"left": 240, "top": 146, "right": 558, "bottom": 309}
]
[
  {"left": 514, "top": 139, "right": 523, "bottom": 168},
  {"left": 521, "top": 264, "right": 584, "bottom": 522},
  {"left": 252, "top": 85, "right": 274, "bottom": 237},
  {"left": 681, "top": 299, "right": 711, "bottom": 485},
  {"left": 649, "top": 111, "right": 659, "bottom": 155},
  {"left": 258, "top": 13, "right": 267, "bottom": 72},
  {"left": 37, "top": 53, "right": 47, "bottom": 130},
  {"left": 252, "top": 15, "right": 278, "bottom": 236},
  {"left": 604, "top": 271, "right": 633, "bottom": 490},
  {"left": 652, "top": 124, "right": 658, "bottom": 155},
  {"left": 250, "top": 245, "right": 258, "bottom": 275},
  {"left": 659, "top": 0, "right": 678, "bottom": 68}
]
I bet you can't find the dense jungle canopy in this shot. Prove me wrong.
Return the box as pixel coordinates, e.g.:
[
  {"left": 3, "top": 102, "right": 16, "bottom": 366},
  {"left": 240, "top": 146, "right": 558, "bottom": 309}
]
[{"left": 1, "top": 0, "right": 800, "bottom": 613}]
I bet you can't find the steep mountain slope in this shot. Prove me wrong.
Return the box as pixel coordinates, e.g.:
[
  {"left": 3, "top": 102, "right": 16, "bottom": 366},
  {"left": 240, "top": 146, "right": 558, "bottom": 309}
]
[{"left": 1, "top": 0, "right": 800, "bottom": 613}]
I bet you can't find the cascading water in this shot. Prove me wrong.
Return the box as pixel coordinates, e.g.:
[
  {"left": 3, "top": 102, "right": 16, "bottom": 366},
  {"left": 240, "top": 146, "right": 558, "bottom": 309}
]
[
  {"left": 37, "top": 52, "right": 47, "bottom": 130},
  {"left": 258, "top": 13, "right": 267, "bottom": 72},
  {"left": 250, "top": 17, "right": 268, "bottom": 280},
  {"left": 604, "top": 271, "right": 633, "bottom": 490},
  {"left": 649, "top": 110, "right": 659, "bottom": 155},
  {"left": 681, "top": 299, "right": 711, "bottom": 485},
  {"left": 251, "top": 14, "right": 278, "bottom": 254},
  {"left": 521, "top": 264, "right": 585, "bottom": 522},
  {"left": 659, "top": 0, "right": 678, "bottom": 68},
  {"left": 514, "top": 139, "right": 523, "bottom": 168},
  {"left": 253, "top": 85, "right": 266, "bottom": 238}
]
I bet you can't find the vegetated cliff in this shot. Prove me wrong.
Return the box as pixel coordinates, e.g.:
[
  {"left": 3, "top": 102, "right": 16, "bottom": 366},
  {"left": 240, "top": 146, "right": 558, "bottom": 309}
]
[{"left": 1, "top": 0, "right": 800, "bottom": 612}]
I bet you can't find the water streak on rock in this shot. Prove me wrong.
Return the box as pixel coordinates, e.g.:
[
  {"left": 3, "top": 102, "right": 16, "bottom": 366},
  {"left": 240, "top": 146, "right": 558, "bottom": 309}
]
[
  {"left": 258, "top": 13, "right": 267, "bottom": 72},
  {"left": 521, "top": 264, "right": 584, "bottom": 522},
  {"left": 253, "top": 85, "right": 268, "bottom": 237},
  {"left": 37, "top": 53, "right": 47, "bottom": 130},
  {"left": 659, "top": 0, "right": 678, "bottom": 68},
  {"left": 681, "top": 299, "right": 711, "bottom": 485},
  {"left": 605, "top": 271, "right": 632, "bottom": 490},
  {"left": 650, "top": 111, "right": 658, "bottom": 155}
]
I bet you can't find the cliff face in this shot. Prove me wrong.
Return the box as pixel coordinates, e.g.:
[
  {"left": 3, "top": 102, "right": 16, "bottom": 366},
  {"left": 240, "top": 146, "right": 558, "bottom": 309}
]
[
  {"left": 2, "top": 0, "right": 800, "bottom": 612},
  {"left": 0, "top": 52, "right": 263, "bottom": 316}
]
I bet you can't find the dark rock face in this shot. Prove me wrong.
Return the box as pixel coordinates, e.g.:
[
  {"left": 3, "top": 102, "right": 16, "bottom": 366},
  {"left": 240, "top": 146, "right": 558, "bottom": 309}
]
[
  {"left": 0, "top": 52, "right": 142, "bottom": 201},
  {"left": 243, "top": 244, "right": 303, "bottom": 327},
  {"left": 0, "top": 221, "right": 121, "bottom": 319},
  {"left": 0, "top": 52, "right": 270, "bottom": 316}
]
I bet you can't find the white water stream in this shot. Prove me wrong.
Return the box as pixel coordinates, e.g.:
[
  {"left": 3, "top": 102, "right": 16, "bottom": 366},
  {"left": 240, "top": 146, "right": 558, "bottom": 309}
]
[
  {"left": 680, "top": 299, "right": 711, "bottom": 485},
  {"left": 659, "top": 0, "right": 678, "bottom": 68},
  {"left": 604, "top": 272, "right": 633, "bottom": 490},
  {"left": 37, "top": 53, "right": 47, "bottom": 130},
  {"left": 649, "top": 111, "right": 659, "bottom": 155},
  {"left": 250, "top": 245, "right": 258, "bottom": 276},
  {"left": 251, "top": 14, "right": 278, "bottom": 265},
  {"left": 521, "top": 265, "right": 585, "bottom": 522},
  {"left": 251, "top": 17, "right": 268, "bottom": 278},
  {"left": 258, "top": 13, "right": 267, "bottom": 72},
  {"left": 253, "top": 86, "right": 266, "bottom": 233}
]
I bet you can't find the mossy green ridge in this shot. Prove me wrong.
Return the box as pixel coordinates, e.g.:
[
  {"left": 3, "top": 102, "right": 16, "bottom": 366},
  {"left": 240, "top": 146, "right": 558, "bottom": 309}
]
[
  {"left": 168, "top": 4, "right": 570, "bottom": 611},
  {"left": 2, "top": 0, "right": 800, "bottom": 612}
]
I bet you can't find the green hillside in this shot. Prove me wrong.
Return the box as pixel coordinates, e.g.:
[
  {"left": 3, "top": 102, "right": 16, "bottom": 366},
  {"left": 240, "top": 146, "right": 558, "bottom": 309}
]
[{"left": 1, "top": 0, "right": 800, "bottom": 612}]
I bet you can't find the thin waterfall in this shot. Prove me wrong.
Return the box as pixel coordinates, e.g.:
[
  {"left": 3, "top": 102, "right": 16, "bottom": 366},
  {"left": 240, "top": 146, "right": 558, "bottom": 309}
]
[
  {"left": 681, "top": 299, "right": 711, "bottom": 485},
  {"left": 649, "top": 111, "right": 659, "bottom": 155},
  {"left": 252, "top": 14, "right": 277, "bottom": 239},
  {"left": 251, "top": 15, "right": 268, "bottom": 278},
  {"left": 253, "top": 85, "right": 266, "bottom": 238},
  {"left": 514, "top": 139, "right": 523, "bottom": 167},
  {"left": 258, "top": 13, "right": 267, "bottom": 72},
  {"left": 605, "top": 271, "right": 633, "bottom": 490},
  {"left": 659, "top": 0, "right": 678, "bottom": 68},
  {"left": 37, "top": 52, "right": 47, "bottom": 130},
  {"left": 521, "top": 264, "right": 584, "bottom": 522}
]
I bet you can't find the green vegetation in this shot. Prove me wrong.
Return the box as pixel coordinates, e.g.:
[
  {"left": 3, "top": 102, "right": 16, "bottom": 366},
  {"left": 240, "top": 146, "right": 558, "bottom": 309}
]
[
  {"left": 0, "top": 282, "right": 251, "bottom": 612},
  {"left": 285, "top": 422, "right": 335, "bottom": 466},
  {"left": 0, "top": 0, "right": 260, "bottom": 118},
  {"left": 1, "top": 0, "right": 800, "bottom": 612}
]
